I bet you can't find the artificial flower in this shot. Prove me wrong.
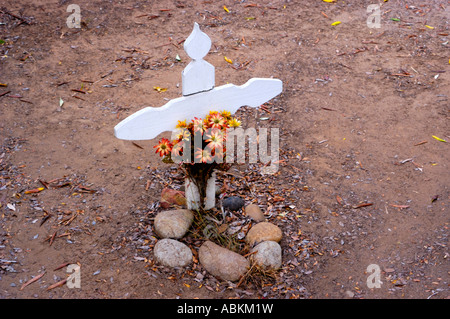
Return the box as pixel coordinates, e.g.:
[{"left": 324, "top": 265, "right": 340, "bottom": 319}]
[{"left": 154, "top": 138, "right": 172, "bottom": 157}]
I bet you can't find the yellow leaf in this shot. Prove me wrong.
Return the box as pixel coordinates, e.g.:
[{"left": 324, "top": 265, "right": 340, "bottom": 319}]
[
  {"left": 184, "top": 283, "right": 190, "bottom": 288},
  {"left": 24, "top": 187, "right": 45, "bottom": 194},
  {"left": 153, "top": 86, "right": 167, "bottom": 93},
  {"left": 322, "top": 0, "right": 336, "bottom": 2},
  {"left": 331, "top": 21, "right": 341, "bottom": 26},
  {"left": 425, "top": 25, "right": 434, "bottom": 29},
  {"left": 223, "top": 5, "right": 230, "bottom": 13},
  {"left": 224, "top": 56, "right": 233, "bottom": 64},
  {"left": 432, "top": 135, "right": 447, "bottom": 143}
]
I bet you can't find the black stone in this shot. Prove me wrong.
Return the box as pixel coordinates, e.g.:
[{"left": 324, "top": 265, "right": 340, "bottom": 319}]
[{"left": 222, "top": 196, "right": 245, "bottom": 211}]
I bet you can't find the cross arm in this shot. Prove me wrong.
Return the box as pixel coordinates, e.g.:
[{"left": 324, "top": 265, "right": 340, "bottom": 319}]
[{"left": 114, "top": 78, "right": 282, "bottom": 141}]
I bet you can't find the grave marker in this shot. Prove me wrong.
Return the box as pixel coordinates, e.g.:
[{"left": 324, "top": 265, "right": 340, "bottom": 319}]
[{"left": 114, "top": 23, "right": 283, "bottom": 209}]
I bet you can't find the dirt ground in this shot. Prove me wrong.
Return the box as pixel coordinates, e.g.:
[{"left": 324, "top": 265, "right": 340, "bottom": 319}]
[{"left": 0, "top": 0, "right": 448, "bottom": 300}]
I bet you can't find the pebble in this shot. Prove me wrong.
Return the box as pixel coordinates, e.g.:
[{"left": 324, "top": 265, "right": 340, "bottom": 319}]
[
  {"left": 245, "top": 222, "right": 282, "bottom": 246},
  {"left": 250, "top": 241, "right": 282, "bottom": 270},
  {"left": 244, "top": 204, "right": 265, "bottom": 222},
  {"left": 345, "top": 290, "right": 355, "bottom": 298},
  {"left": 222, "top": 196, "right": 245, "bottom": 211},
  {"left": 198, "top": 241, "right": 249, "bottom": 282},
  {"left": 154, "top": 209, "right": 193, "bottom": 239},
  {"left": 160, "top": 188, "right": 186, "bottom": 209},
  {"left": 154, "top": 238, "right": 192, "bottom": 268}
]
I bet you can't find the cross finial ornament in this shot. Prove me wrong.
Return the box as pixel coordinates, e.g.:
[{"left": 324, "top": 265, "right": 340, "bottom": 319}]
[
  {"left": 182, "top": 22, "right": 215, "bottom": 96},
  {"left": 114, "top": 23, "right": 282, "bottom": 141}
]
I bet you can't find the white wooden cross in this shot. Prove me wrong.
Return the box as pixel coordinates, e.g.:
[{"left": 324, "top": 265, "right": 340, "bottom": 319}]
[{"left": 114, "top": 23, "right": 282, "bottom": 209}]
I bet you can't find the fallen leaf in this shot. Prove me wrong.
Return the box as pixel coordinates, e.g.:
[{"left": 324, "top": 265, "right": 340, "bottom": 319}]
[
  {"left": 132, "top": 142, "right": 144, "bottom": 149},
  {"left": 223, "top": 5, "right": 230, "bottom": 13},
  {"left": 20, "top": 272, "right": 46, "bottom": 290},
  {"left": 7, "top": 203, "right": 15, "bottom": 211},
  {"left": 40, "top": 213, "right": 52, "bottom": 227},
  {"left": 54, "top": 262, "right": 70, "bottom": 271},
  {"left": 218, "top": 223, "right": 228, "bottom": 234},
  {"left": 153, "top": 86, "right": 167, "bottom": 93},
  {"left": 272, "top": 195, "right": 284, "bottom": 202},
  {"left": 47, "top": 278, "right": 67, "bottom": 291},
  {"left": 224, "top": 56, "right": 233, "bottom": 64},
  {"left": 414, "top": 140, "right": 427, "bottom": 146},
  {"left": 432, "top": 135, "right": 446, "bottom": 143},
  {"left": 390, "top": 204, "right": 410, "bottom": 209},
  {"left": 322, "top": 0, "right": 336, "bottom": 2},
  {"left": 331, "top": 21, "right": 341, "bottom": 26},
  {"left": 353, "top": 203, "right": 373, "bottom": 209},
  {"left": 425, "top": 25, "right": 434, "bottom": 29},
  {"left": 24, "top": 187, "right": 45, "bottom": 194}
]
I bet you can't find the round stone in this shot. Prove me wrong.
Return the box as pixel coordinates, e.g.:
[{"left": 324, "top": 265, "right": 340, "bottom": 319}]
[
  {"left": 198, "top": 241, "right": 249, "bottom": 282},
  {"left": 154, "top": 209, "right": 194, "bottom": 239},
  {"left": 244, "top": 204, "right": 265, "bottom": 222},
  {"left": 250, "top": 241, "right": 282, "bottom": 270},
  {"left": 222, "top": 196, "right": 245, "bottom": 211},
  {"left": 154, "top": 239, "right": 193, "bottom": 268},
  {"left": 245, "top": 222, "right": 282, "bottom": 246}
]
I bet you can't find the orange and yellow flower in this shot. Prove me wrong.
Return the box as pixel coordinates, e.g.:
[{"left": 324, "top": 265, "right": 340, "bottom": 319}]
[
  {"left": 221, "top": 110, "right": 231, "bottom": 119},
  {"left": 192, "top": 117, "right": 207, "bottom": 134},
  {"left": 175, "top": 119, "right": 187, "bottom": 129},
  {"left": 154, "top": 109, "right": 241, "bottom": 165},
  {"left": 194, "top": 147, "right": 213, "bottom": 163},
  {"left": 154, "top": 138, "right": 173, "bottom": 157},
  {"left": 204, "top": 128, "right": 224, "bottom": 150},
  {"left": 228, "top": 118, "right": 241, "bottom": 128},
  {"left": 174, "top": 128, "right": 191, "bottom": 142},
  {"left": 208, "top": 113, "right": 226, "bottom": 129}
]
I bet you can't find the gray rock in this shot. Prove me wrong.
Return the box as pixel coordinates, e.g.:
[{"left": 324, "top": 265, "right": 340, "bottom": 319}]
[
  {"left": 154, "top": 239, "right": 192, "bottom": 268},
  {"left": 250, "top": 241, "right": 282, "bottom": 270},
  {"left": 245, "top": 222, "right": 282, "bottom": 246},
  {"left": 199, "top": 241, "right": 249, "bottom": 282},
  {"left": 222, "top": 196, "right": 245, "bottom": 211},
  {"left": 154, "top": 209, "right": 194, "bottom": 239}
]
